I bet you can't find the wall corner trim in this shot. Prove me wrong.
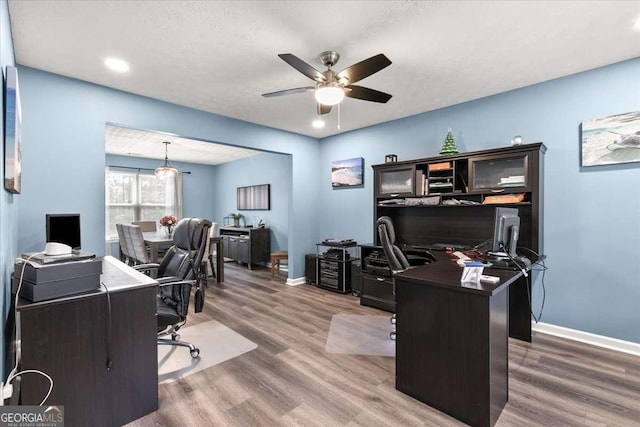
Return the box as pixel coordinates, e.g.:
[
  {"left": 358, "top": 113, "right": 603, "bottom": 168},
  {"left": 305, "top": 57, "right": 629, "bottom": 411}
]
[{"left": 532, "top": 322, "right": 640, "bottom": 357}]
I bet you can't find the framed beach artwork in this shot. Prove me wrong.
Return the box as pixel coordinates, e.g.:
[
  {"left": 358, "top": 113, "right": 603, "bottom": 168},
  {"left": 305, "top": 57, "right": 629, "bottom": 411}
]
[
  {"left": 581, "top": 111, "right": 640, "bottom": 167},
  {"left": 331, "top": 157, "right": 364, "bottom": 187},
  {"left": 4, "top": 65, "right": 22, "bottom": 193}
]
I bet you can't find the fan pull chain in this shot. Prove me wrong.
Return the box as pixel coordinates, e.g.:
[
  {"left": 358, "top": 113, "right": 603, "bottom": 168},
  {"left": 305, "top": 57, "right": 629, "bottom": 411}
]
[{"left": 338, "top": 102, "right": 341, "bottom": 130}]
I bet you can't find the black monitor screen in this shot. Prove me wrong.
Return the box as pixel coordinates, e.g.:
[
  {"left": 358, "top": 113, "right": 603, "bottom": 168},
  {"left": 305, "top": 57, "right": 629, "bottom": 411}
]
[
  {"left": 46, "top": 214, "right": 81, "bottom": 250},
  {"left": 491, "top": 207, "right": 520, "bottom": 256}
]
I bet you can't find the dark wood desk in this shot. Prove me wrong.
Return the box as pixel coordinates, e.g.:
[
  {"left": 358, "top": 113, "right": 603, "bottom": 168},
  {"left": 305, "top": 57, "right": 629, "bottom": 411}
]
[
  {"left": 142, "top": 232, "right": 224, "bottom": 283},
  {"left": 16, "top": 256, "right": 158, "bottom": 426},
  {"left": 394, "top": 252, "right": 525, "bottom": 427}
]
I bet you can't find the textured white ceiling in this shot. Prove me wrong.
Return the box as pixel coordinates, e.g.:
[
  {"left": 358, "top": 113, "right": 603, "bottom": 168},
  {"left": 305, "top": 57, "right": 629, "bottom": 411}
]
[
  {"left": 105, "top": 124, "right": 260, "bottom": 165},
  {"left": 8, "top": 0, "right": 640, "bottom": 140}
]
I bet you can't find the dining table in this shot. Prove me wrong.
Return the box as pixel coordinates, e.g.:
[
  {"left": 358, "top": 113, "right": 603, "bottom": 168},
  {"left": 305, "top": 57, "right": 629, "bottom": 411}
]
[{"left": 142, "top": 231, "right": 224, "bottom": 283}]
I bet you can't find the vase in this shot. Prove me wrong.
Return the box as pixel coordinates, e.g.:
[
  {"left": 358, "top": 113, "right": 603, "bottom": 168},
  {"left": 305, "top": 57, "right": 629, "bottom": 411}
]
[
  {"left": 165, "top": 225, "right": 173, "bottom": 237},
  {"left": 233, "top": 218, "right": 240, "bottom": 227}
]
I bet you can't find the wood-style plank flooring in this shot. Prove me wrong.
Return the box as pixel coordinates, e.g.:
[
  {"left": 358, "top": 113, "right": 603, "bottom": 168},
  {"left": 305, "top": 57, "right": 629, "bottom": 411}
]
[{"left": 128, "top": 263, "right": 640, "bottom": 426}]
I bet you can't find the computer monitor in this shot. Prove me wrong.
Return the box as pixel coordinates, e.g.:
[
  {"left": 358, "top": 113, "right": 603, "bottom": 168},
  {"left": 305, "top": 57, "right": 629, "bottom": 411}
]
[
  {"left": 46, "top": 213, "right": 81, "bottom": 250},
  {"left": 491, "top": 207, "right": 520, "bottom": 257}
]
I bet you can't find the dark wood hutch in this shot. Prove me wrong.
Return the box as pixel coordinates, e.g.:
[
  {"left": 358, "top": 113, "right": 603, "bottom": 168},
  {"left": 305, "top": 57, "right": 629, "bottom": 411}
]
[{"left": 361, "top": 142, "right": 546, "bottom": 341}]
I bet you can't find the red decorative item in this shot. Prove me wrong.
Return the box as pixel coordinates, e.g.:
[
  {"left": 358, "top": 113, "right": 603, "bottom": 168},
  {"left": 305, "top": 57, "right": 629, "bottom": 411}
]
[{"left": 159, "top": 215, "right": 177, "bottom": 236}]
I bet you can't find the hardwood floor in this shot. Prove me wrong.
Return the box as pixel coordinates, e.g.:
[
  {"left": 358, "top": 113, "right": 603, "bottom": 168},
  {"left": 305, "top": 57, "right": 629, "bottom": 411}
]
[{"left": 128, "top": 263, "right": 640, "bottom": 426}]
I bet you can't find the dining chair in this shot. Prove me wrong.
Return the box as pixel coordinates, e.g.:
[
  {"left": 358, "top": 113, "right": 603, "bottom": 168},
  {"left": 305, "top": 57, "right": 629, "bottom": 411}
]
[
  {"left": 201, "top": 222, "right": 219, "bottom": 282},
  {"left": 132, "top": 220, "right": 157, "bottom": 232},
  {"left": 118, "top": 224, "right": 159, "bottom": 277}
]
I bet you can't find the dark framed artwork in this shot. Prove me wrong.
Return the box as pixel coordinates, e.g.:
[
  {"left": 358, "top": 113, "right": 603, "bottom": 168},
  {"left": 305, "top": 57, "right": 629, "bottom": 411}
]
[
  {"left": 237, "top": 184, "right": 270, "bottom": 210},
  {"left": 4, "top": 65, "right": 22, "bottom": 193},
  {"left": 581, "top": 111, "right": 640, "bottom": 167},
  {"left": 331, "top": 157, "right": 364, "bottom": 187}
]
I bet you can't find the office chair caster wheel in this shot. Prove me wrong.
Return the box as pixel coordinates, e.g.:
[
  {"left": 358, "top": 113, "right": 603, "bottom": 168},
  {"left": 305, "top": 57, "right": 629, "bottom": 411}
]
[
  {"left": 390, "top": 331, "right": 396, "bottom": 340},
  {"left": 190, "top": 348, "right": 200, "bottom": 358},
  {"left": 171, "top": 333, "right": 180, "bottom": 341}
]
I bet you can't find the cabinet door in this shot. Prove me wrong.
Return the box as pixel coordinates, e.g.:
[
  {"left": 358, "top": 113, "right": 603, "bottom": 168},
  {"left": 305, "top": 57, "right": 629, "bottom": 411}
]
[
  {"left": 236, "top": 237, "right": 250, "bottom": 263},
  {"left": 228, "top": 236, "right": 239, "bottom": 260},
  {"left": 222, "top": 235, "right": 231, "bottom": 259},
  {"left": 468, "top": 152, "right": 530, "bottom": 192},
  {"left": 375, "top": 165, "right": 416, "bottom": 198},
  {"left": 361, "top": 274, "right": 395, "bottom": 312}
]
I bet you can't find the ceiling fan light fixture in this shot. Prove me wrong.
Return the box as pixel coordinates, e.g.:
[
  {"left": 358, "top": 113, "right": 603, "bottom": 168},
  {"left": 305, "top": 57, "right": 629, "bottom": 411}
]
[
  {"left": 315, "top": 85, "right": 344, "bottom": 106},
  {"left": 155, "top": 141, "right": 179, "bottom": 178}
]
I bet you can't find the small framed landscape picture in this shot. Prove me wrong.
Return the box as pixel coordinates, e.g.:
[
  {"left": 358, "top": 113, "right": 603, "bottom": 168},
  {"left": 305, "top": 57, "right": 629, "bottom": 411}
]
[
  {"left": 581, "top": 111, "right": 640, "bottom": 167},
  {"left": 331, "top": 157, "right": 364, "bottom": 187}
]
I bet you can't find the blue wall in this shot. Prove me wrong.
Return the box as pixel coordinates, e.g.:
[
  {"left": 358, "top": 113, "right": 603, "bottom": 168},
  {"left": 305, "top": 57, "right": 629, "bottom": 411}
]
[
  {"left": 1, "top": 0, "right": 17, "bottom": 380},
  {"left": 318, "top": 58, "right": 640, "bottom": 343},
  {"left": 16, "top": 67, "right": 320, "bottom": 278},
  {"left": 213, "top": 151, "right": 291, "bottom": 252}
]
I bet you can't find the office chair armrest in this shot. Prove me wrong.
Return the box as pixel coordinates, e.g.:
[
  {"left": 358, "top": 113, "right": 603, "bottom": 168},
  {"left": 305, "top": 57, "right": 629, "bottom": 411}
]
[
  {"left": 157, "top": 279, "right": 196, "bottom": 288},
  {"left": 132, "top": 263, "right": 160, "bottom": 278}
]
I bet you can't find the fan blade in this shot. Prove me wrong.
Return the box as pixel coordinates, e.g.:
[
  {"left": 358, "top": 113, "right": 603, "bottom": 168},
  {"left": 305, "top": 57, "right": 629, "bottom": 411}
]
[
  {"left": 278, "top": 54, "right": 326, "bottom": 82},
  {"left": 336, "top": 54, "right": 391, "bottom": 84},
  {"left": 262, "top": 87, "right": 315, "bottom": 98},
  {"left": 317, "top": 103, "right": 332, "bottom": 115},
  {"left": 345, "top": 85, "right": 392, "bottom": 103}
]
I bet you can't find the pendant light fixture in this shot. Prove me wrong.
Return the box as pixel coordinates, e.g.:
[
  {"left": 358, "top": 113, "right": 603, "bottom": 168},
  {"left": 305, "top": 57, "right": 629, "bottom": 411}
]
[{"left": 154, "top": 141, "right": 179, "bottom": 178}]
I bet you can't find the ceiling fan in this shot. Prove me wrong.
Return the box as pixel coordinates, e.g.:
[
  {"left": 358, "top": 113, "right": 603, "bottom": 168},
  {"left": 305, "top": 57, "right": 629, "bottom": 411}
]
[{"left": 262, "top": 51, "right": 392, "bottom": 115}]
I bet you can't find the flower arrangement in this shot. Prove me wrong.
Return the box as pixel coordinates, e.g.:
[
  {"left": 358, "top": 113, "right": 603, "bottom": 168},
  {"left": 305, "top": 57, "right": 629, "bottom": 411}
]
[
  {"left": 160, "top": 215, "right": 177, "bottom": 235},
  {"left": 159, "top": 215, "right": 177, "bottom": 227}
]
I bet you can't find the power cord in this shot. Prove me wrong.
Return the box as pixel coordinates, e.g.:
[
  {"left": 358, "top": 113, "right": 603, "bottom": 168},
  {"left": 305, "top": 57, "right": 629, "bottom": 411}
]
[
  {"left": 499, "top": 243, "right": 548, "bottom": 323},
  {"left": 3, "top": 370, "right": 53, "bottom": 406},
  {"left": 100, "top": 282, "right": 113, "bottom": 370},
  {"left": 517, "top": 246, "right": 548, "bottom": 323},
  {"left": 2, "top": 253, "right": 55, "bottom": 406},
  {"left": 498, "top": 242, "right": 528, "bottom": 278}
]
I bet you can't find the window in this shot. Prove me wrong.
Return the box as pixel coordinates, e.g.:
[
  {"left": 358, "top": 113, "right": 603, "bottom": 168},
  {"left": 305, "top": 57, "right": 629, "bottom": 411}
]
[{"left": 106, "top": 169, "right": 182, "bottom": 239}]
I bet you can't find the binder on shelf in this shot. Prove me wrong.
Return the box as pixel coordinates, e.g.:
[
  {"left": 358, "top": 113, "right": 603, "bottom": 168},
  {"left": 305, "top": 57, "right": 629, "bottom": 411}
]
[{"left": 429, "top": 162, "right": 452, "bottom": 171}]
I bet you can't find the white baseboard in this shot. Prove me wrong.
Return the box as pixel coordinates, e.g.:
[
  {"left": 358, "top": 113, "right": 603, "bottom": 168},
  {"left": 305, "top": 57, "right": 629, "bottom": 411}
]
[
  {"left": 532, "top": 322, "right": 640, "bottom": 357},
  {"left": 286, "top": 276, "right": 306, "bottom": 286}
]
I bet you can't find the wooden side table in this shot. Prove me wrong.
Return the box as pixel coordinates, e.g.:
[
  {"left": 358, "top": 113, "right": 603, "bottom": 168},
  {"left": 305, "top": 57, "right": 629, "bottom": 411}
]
[{"left": 270, "top": 251, "right": 288, "bottom": 278}]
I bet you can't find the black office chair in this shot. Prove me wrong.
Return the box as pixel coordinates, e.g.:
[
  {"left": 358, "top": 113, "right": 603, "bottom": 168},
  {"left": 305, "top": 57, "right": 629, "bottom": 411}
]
[
  {"left": 377, "top": 216, "right": 431, "bottom": 340},
  {"left": 377, "top": 216, "right": 411, "bottom": 273},
  {"left": 156, "top": 218, "right": 211, "bottom": 358}
]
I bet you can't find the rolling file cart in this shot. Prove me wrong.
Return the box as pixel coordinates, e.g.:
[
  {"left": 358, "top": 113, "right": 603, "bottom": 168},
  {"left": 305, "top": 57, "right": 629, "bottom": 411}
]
[{"left": 315, "top": 240, "right": 359, "bottom": 294}]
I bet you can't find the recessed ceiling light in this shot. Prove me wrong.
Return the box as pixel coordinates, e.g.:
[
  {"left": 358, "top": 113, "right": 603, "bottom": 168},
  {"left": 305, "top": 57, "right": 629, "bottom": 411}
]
[
  {"left": 104, "top": 57, "right": 130, "bottom": 73},
  {"left": 312, "top": 119, "right": 325, "bottom": 128}
]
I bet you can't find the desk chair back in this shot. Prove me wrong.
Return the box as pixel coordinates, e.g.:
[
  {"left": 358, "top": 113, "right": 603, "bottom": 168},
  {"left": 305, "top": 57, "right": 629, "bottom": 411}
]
[
  {"left": 132, "top": 220, "right": 157, "bottom": 232},
  {"left": 117, "top": 223, "right": 151, "bottom": 265},
  {"left": 377, "top": 216, "right": 409, "bottom": 342},
  {"left": 377, "top": 216, "right": 410, "bottom": 272},
  {"left": 157, "top": 218, "right": 212, "bottom": 316},
  {"left": 156, "top": 218, "right": 211, "bottom": 358}
]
